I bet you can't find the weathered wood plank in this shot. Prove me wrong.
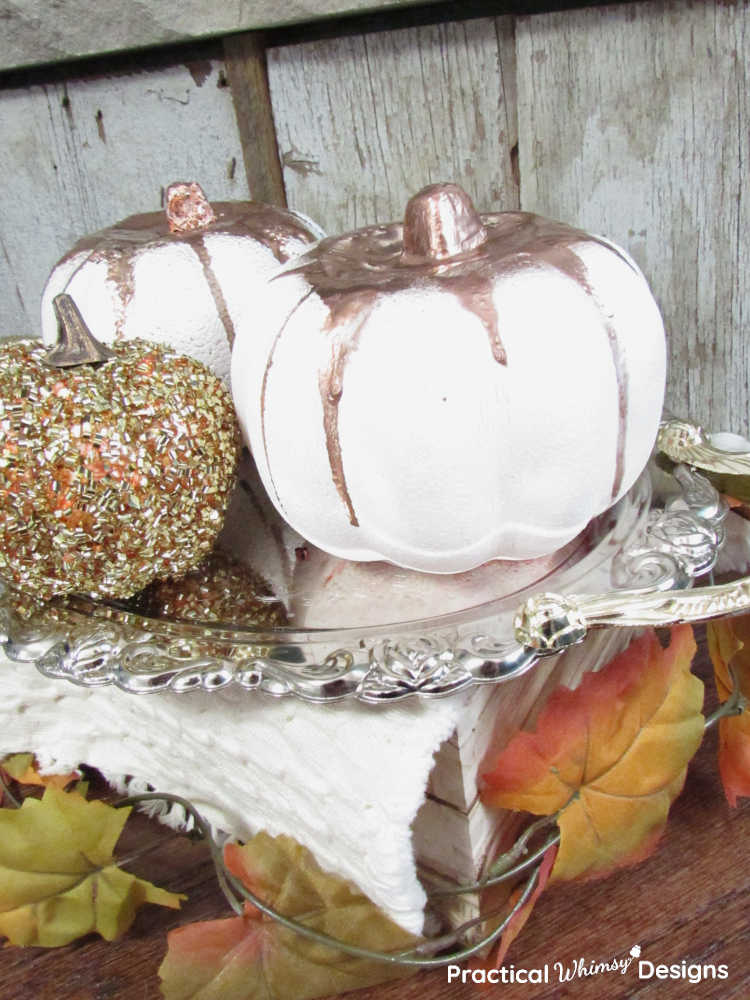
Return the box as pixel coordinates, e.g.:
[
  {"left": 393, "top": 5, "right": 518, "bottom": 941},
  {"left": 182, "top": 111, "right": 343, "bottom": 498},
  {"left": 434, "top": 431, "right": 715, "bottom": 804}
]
[
  {"left": 0, "top": 53, "right": 249, "bottom": 337},
  {"left": 267, "top": 16, "right": 519, "bottom": 234},
  {"left": 224, "top": 32, "right": 287, "bottom": 207},
  {"left": 517, "top": 0, "right": 750, "bottom": 435},
  {"left": 0, "top": 0, "right": 453, "bottom": 73}
]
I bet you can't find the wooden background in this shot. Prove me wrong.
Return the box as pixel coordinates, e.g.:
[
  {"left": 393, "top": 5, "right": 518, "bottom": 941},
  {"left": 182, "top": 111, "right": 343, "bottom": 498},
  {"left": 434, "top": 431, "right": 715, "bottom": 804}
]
[
  {"left": 0, "top": 0, "right": 747, "bottom": 434},
  {"left": 1, "top": 4, "right": 748, "bottom": 998}
]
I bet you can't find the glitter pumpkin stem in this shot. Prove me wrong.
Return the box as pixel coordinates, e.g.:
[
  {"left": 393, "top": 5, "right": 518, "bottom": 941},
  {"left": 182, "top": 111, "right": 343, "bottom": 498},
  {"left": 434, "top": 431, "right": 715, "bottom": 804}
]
[{"left": 46, "top": 294, "right": 116, "bottom": 368}]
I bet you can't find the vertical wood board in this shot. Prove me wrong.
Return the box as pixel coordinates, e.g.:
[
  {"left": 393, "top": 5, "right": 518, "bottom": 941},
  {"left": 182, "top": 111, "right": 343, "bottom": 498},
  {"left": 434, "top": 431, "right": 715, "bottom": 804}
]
[
  {"left": 223, "top": 32, "right": 287, "bottom": 207},
  {"left": 267, "top": 16, "right": 519, "bottom": 234},
  {"left": 0, "top": 56, "right": 250, "bottom": 336},
  {"left": 517, "top": 0, "right": 749, "bottom": 433}
]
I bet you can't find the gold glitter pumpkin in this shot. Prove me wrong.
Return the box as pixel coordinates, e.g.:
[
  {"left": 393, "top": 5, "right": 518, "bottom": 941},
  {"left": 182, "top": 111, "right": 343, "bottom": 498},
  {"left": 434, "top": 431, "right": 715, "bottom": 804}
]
[
  {"left": 138, "top": 550, "right": 287, "bottom": 627},
  {"left": 0, "top": 296, "right": 240, "bottom": 601}
]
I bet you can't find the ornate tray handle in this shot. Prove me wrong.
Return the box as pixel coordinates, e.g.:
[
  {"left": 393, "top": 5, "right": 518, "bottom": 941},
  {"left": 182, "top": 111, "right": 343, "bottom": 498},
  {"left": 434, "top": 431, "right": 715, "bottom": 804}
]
[
  {"left": 514, "top": 420, "right": 750, "bottom": 657},
  {"left": 658, "top": 418, "right": 750, "bottom": 475},
  {"left": 515, "top": 578, "right": 750, "bottom": 654}
]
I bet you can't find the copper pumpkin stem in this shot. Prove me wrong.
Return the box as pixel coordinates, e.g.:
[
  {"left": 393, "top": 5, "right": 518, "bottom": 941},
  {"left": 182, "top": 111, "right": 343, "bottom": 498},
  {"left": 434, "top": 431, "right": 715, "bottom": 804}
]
[
  {"left": 165, "top": 181, "right": 217, "bottom": 233},
  {"left": 46, "top": 294, "right": 116, "bottom": 368},
  {"left": 402, "top": 183, "right": 488, "bottom": 262}
]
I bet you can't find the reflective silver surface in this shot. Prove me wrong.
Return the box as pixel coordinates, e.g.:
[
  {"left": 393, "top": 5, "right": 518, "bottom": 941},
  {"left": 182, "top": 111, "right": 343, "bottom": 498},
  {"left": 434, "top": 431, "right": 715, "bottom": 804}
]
[
  {"left": 658, "top": 418, "right": 750, "bottom": 476},
  {"left": 0, "top": 439, "right": 733, "bottom": 703}
]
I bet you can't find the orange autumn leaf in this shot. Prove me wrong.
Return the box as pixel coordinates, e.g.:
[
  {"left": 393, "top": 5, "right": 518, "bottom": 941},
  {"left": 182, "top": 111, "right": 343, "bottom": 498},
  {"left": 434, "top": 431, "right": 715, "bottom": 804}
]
[
  {"left": 468, "top": 844, "right": 557, "bottom": 992},
  {"left": 159, "top": 832, "right": 418, "bottom": 1000},
  {"left": 723, "top": 494, "right": 744, "bottom": 509},
  {"left": 494, "top": 843, "right": 557, "bottom": 969},
  {"left": 479, "top": 626, "right": 703, "bottom": 882},
  {"left": 707, "top": 614, "right": 750, "bottom": 806}
]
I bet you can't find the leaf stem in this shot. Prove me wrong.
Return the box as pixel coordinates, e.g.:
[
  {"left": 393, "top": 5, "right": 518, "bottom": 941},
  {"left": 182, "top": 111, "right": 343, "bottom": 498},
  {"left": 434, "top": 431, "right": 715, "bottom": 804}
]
[
  {"left": 704, "top": 666, "right": 747, "bottom": 730},
  {"left": 433, "top": 830, "right": 561, "bottom": 897},
  {"left": 488, "top": 814, "right": 558, "bottom": 877}
]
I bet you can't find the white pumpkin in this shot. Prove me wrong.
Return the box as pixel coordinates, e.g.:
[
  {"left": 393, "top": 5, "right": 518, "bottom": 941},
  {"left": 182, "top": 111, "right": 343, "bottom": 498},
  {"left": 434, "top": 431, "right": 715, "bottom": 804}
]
[
  {"left": 41, "top": 182, "right": 324, "bottom": 382},
  {"left": 231, "top": 183, "right": 666, "bottom": 573}
]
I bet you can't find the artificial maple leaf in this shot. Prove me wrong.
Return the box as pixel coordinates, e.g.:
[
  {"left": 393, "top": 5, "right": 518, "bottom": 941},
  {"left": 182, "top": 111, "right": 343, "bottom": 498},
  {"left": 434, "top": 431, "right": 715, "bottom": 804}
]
[
  {"left": 479, "top": 626, "right": 703, "bottom": 882},
  {"left": 159, "top": 831, "right": 418, "bottom": 1000},
  {"left": 0, "top": 785, "right": 183, "bottom": 946},
  {"left": 492, "top": 843, "right": 557, "bottom": 967},
  {"left": 723, "top": 494, "right": 743, "bottom": 509},
  {"left": 699, "top": 470, "right": 750, "bottom": 506},
  {"left": 707, "top": 614, "right": 750, "bottom": 806},
  {"left": 1, "top": 753, "right": 78, "bottom": 793}
]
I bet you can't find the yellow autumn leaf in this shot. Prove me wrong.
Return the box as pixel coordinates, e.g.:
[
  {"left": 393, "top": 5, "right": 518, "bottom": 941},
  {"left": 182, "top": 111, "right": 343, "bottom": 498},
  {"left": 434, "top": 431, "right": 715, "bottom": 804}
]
[
  {"left": 479, "top": 626, "right": 704, "bottom": 881},
  {"left": 707, "top": 614, "right": 750, "bottom": 806},
  {"left": 1, "top": 752, "right": 78, "bottom": 791},
  {"left": 159, "top": 832, "right": 418, "bottom": 1000},
  {"left": 0, "top": 785, "right": 183, "bottom": 947}
]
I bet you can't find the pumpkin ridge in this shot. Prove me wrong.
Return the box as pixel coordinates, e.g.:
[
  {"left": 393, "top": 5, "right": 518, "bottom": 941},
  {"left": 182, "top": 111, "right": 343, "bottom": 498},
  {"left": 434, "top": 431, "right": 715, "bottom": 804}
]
[
  {"left": 260, "top": 287, "right": 316, "bottom": 520},
  {"left": 525, "top": 241, "right": 629, "bottom": 501}
]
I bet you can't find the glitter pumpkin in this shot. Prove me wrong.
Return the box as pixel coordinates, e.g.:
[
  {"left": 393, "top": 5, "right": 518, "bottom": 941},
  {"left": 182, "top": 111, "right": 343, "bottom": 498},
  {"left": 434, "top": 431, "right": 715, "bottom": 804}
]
[
  {"left": 0, "top": 297, "right": 240, "bottom": 601},
  {"left": 138, "top": 550, "right": 288, "bottom": 627}
]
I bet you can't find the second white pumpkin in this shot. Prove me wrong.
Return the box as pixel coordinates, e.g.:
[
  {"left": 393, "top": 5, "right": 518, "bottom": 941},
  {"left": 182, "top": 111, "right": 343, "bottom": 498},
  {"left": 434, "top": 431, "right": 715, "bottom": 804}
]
[{"left": 41, "top": 182, "right": 324, "bottom": 382}]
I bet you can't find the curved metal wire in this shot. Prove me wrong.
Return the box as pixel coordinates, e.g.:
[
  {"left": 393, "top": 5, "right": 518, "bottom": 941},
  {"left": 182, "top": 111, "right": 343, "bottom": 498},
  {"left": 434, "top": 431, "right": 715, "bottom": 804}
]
[{"left": 115, "top": 789, "right": 541, "bottom": 967}]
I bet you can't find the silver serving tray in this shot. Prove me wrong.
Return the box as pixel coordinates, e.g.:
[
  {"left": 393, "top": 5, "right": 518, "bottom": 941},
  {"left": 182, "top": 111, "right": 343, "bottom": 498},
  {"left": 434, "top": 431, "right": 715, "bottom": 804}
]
[{"left": 1, "top": 419, "right": 747, "bottom": 705}]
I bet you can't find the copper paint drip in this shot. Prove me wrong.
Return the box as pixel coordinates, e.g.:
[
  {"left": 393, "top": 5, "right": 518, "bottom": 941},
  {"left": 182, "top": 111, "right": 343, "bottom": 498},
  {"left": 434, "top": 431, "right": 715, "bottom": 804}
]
[
  {"left": 109, "top": 249, "right": 136, "bottom": 340},
  {"left": 317, "top": 291, "right": 378, "bottom": 527},
  {"left": 274, "top": 184, "right": 634, "bottom": 519},
  {"left": 185, "top": 235, "right": 238, "bottom": 348}
]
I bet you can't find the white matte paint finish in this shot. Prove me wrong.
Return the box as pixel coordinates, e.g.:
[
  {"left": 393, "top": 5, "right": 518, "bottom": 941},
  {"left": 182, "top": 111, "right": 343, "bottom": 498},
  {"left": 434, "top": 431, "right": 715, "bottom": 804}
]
[
  {"left": 232, "top": 232, "right": 666, "bottom": 573},
  {"left": 40, "top": 220, "right": 321, "bottom": 382}
]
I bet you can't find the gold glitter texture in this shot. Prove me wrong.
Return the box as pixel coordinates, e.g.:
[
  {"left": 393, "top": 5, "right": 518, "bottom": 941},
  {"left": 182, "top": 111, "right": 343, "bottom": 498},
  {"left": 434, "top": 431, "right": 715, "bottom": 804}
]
[
  {"left": 0, "top": 339, "right": 240, "bottom": 601},
  {"left": 138, "top": 550, "right": 287, "bottom": 627}
]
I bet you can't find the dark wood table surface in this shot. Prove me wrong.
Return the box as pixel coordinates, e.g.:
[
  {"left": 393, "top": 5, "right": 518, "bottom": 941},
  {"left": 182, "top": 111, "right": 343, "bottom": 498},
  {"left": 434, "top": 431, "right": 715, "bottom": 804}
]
[{"left": 2, "top": 629, "right": 749, "bottom": 1000}]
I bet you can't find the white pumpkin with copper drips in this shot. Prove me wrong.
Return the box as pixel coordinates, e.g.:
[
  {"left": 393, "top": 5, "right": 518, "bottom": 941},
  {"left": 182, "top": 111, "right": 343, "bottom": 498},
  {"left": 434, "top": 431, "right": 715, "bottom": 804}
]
[
  {"left": 232, "top": 183, "right": 666, "bottom": 573},
  {"left": 41, "top": 182, "right": 324, "bottom": 382}
]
